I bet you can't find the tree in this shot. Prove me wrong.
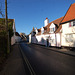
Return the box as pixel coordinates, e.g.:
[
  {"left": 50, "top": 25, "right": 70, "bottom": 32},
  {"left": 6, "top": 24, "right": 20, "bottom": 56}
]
[{"left": 0, "top": 2, "right": 4, "bottom": 17}]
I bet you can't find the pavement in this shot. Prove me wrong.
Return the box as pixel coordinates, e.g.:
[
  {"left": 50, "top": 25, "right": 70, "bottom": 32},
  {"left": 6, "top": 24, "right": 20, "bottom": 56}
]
[{"left": 0, "top": 44, "right": 26, "bottom": 75}]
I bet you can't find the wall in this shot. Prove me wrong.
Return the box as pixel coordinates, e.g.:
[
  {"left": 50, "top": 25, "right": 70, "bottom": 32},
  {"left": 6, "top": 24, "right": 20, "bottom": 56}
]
[
  {"left": 49, "top": 34, "right": 56, "bottom": 46},
  {"left": 56, "top": 33, "right": 61, "bottom": 47},
  {"left": 61, "top": 22, "right": 75, "bottom": 47},
  {"left": 32, "top": 34, "right": 49, "bottom": 46},
  {"left": 11, "top": 35, "right": 15, "bottom": 45},
  {"left": 11, "top": 35, "right": 21, "bottom": 45},
  {"left": 31, "top": 36, "right": 36, "bottom": 43},
  {"left": 29, "top": 34, "right": 31, "bottom": 43},
  {"left": 15, "top": 36, "right": 21, "bottom": 43},
  {"left": 32, "top": 34, "right": 56, "bottom": 47},
  {"left": 35, "top": 35, "right": 46, "bottom": 45}
]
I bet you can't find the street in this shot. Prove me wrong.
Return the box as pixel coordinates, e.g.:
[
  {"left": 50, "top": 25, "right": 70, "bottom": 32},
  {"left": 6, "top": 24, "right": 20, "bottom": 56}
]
[{"left": 20, "top": 42, "right": 75, "bottom": 75}]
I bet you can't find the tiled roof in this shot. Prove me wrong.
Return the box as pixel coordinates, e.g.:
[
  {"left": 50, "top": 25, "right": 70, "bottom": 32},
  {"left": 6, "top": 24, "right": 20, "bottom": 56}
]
[
  {"left": 15, "top": 32, "right": 20, "bottom": 36},
  {"left": 61, "top": 3, "right": 75, "bottom": 24},
  {"left": 37, "top": 28, "right": 41, "bottom": 35},
  {"left": 55, "top": 25, "right": 62, "bottom": 33},
  {"left": 36, "top": 17, "right": 63, "bottom": 35},
  {"left": 45, "top": 17, "right": 63, "bottom": 34}
]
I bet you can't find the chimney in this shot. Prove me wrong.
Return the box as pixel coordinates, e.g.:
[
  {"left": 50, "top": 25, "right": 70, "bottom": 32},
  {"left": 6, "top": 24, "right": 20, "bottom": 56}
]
[{"left": 44, "top": 18, "right": 49, "bottom": 26}]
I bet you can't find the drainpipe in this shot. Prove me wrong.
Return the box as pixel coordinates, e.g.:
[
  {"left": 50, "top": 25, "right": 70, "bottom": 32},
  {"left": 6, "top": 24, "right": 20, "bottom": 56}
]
[
  {"left": 55, "top": 33, "right": 57, "bottom": 47},
  {"left": 60, "top": 32, "right": 61, "bottom": 48}
]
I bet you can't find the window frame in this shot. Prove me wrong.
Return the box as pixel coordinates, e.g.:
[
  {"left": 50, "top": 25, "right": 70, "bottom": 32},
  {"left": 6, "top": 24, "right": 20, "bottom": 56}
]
[
  {"left": 73, "top": 21, "right": 75, "bottom": 26},
  {"left": 50, "top": 27, "right": 55, "bottom": 33},
  {"left": 69, "top": 21, "right": 75, "bottom": 27},
  {"left": 65, "top": 34, "right": 73, "bottom": 42}
]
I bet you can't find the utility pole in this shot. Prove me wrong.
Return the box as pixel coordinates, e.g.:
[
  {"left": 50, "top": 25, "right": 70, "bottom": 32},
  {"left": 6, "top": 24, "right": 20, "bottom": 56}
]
[{"left": 5, "top": 0, "right": 10, "bottom": 54}]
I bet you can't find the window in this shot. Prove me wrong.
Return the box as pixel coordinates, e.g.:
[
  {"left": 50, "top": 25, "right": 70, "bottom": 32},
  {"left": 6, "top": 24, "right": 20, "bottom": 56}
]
[
  {"left": 49, "top": 36, "right": 55, "bottom": 44},
  {"left": 41, "top": 27, "right": 44, "bottom": 34},
  {"left": 50, "top": 28, "right": 55, "bottom": 33},
  {"left": 73, "top": 21, "right": 75, "bottom": 26},
  {"left": 65, "top": 34, "right": 73, "bottom": 42},
  {"left": 69, "top": 22, "right": 71, "bottom": 27},
  {"left": 69, "top": 22, "right": 73, "bottom": 27},
  {"left": 69, "top": 21, "right": 75, "bottom": 27},
  {"left": 36, "top": 29, "right": 38, "bottom": 34}
]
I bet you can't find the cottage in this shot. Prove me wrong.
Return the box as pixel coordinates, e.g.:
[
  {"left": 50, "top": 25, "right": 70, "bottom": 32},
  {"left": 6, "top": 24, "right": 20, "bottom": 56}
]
[
  {"left": 60, "top": 3, "right": 75, "bottom": 49},
  {"left": 30, "top": 3, "right": 75, "bottom": 49},
  {"left": 31, "top": 17, "right": 63, "bottom": 47},
  {"left": 11, "top": 19, "right": 21, "bottom": 45}
]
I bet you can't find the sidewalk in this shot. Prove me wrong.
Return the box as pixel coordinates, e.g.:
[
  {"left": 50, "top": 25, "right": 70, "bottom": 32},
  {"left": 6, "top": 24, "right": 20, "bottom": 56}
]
[
  {"left": 0, "top": 44, "right": 26, "bottom": 75},
  {"left": 46, "top": 47, "right": 75, "bottom": 57}
]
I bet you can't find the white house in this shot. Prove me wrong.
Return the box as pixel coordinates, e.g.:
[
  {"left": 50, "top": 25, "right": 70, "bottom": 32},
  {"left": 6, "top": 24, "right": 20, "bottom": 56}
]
[
  {"left": 30, "top": 3, "right": 75, "bottom": 49},
  {"left": 11, "top": 19, "right": 21, "bottom": 45},
  {"left": 60, "top": 3, "right": 75, "bottom": 48},
  {"left": 31, "top": 17, "right": 63, "bottom": 47}
]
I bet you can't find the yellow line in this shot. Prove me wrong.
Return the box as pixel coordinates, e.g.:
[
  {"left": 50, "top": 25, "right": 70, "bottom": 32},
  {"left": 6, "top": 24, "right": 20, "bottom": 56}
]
[{"left": 18, "top": 44, "right": 36, "bottom": 75}]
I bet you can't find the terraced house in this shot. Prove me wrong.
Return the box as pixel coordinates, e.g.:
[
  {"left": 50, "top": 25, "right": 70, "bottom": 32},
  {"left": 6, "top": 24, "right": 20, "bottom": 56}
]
[
  {"left": 29, "top": 3, "right": 75, "bottom": 49},
  {"left": 60, "top": 3, "right": 75, "bottom": 49}
]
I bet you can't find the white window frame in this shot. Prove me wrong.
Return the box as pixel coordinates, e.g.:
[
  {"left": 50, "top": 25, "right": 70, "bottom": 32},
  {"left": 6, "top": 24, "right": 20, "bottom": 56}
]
[
  {"left": 35, "top": 28, "right": 38, "bottom": 34},
  {"left": 65, "top": 34, "right": 73, "bottom": 42},
  {"left": 49, "top": 23, "right": 55, "bottom": 33},
  {"left": 41, "top": 27, "right": 44, "bottom": 34},
  {"left": 73, "top": 21, "right": 75, "bottom": 26},
  {"left": 69, "top": 21, "right": 75, "bottom": 27}
]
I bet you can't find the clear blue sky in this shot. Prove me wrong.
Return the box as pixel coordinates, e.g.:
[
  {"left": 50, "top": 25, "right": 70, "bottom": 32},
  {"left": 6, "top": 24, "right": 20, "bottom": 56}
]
[{"left": 0, "top": 0, "right": 75, "bottom": 35}]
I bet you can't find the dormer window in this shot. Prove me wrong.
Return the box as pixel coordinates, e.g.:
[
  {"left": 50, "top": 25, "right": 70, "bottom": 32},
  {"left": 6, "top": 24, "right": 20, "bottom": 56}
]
[
  {"left": 50, "top": 28, "right": 55, "bottom": 32},
  {"left": 41, "top": 27, "right": 44, "bottom": 34},
  {"left": 35, "top": 28, "right": 38, "bottom": 34},
  {"left": 50, "top": 23, "right": 55, "bottom": 33}
]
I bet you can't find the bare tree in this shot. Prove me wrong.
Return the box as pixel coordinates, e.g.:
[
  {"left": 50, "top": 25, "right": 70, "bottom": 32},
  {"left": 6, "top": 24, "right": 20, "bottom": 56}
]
[{"left": 0, "top": 2, "right": 4, "bottom": 17}]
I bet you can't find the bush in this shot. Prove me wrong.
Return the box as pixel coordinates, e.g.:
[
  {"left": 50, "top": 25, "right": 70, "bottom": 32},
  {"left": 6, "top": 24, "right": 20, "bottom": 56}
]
[{"left": 0, "top": 31, "right": 7, "bottom": 57}]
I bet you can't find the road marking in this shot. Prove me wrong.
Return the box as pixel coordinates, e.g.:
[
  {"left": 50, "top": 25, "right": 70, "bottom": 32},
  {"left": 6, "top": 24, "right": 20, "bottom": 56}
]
[{"left": 18, "top": 44, "right": 36, "bottom": 75}]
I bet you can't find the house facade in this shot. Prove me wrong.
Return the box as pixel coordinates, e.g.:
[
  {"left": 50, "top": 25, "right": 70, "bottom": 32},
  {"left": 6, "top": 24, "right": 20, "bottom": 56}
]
[
  {"left": 29, "top": 3, "right": 75, "bottom": 49},
  {"left": 11, "top": 19, "right": 21, "bottom": 45},
  {"left": 60, "top": 3, "right": 75, "bottom": 48},
  {"left": 31, "top": 17, "right": 63, "bottom": 47}
]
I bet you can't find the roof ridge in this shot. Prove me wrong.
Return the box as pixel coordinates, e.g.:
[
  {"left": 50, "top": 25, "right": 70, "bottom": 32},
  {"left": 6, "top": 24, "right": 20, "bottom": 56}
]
[
  {"left": 72, "top": 3, "right": 75, "bottom": 5},
  {"left": 52, "top": 16, "right": 63, "bottom": 22}
]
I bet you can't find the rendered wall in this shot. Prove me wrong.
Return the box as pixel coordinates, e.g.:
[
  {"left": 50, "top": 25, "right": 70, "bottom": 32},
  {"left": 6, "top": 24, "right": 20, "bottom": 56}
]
[
  {"left": 15, "top": 36, "right": 21, "bottom": 43},
  {"left": 32, "top": 34, "right": 56, "bottom": 46},
  {"left": 11, "top": 35, "right": 21, "bottom": 45},
  {"left": 61, "top": 22, "right": 75, "bottom": 47},
  {"left": 56, "top": 33, "right": 61, "bottom": 47},
  {"left": 29, "top": 34, "right": 31, "bottom": 43},
  {"left": 11, "top": 35, "right": 15, "bottom": 45},
  {"left": 49, "top": 34, "right": 56, "bottom": 46}
]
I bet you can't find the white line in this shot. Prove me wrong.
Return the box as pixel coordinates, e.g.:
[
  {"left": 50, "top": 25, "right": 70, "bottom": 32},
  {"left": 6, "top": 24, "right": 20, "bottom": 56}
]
[{"left": 19, "top": 44, "right": 36, "bottom": 75}]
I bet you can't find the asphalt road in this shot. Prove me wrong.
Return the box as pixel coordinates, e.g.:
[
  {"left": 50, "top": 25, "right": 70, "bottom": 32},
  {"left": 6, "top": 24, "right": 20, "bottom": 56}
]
[{"left": 20, "top": 42, "right": 75, "bottom": 75}]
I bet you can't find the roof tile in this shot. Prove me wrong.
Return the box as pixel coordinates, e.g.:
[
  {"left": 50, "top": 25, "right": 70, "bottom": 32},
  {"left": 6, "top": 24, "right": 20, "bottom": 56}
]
[{"left": 61, "top": 3, "right": 75, "bottom": 23}]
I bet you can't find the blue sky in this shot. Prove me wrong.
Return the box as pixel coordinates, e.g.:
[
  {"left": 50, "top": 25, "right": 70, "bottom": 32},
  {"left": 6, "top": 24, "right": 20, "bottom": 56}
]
[{"left": 0, "top": 0, "right": 75, "bottom": 35}]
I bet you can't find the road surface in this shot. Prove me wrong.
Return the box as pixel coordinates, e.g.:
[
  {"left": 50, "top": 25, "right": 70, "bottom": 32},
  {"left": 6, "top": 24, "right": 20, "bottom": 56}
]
[{"left": 20, "top": 42, "right": 75, "bottom": 75}]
